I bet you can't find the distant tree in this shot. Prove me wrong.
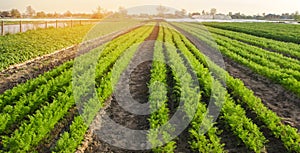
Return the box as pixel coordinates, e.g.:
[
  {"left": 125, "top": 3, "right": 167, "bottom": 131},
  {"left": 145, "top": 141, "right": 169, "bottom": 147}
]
[
  {"left": 54, "top": 12, "right": 60, "bottom": 18},
  {"left": 191, "top": 12, "right": 200, "bottom": 18},
  {"left": 202, "top": 10, "right": 205, "bottom": 15},
  {"left": 36, "top": 11, "right": 46, "bottom": 18},
  {"left": 231, "top": 12, "right": 241, "bottom": 19},
  {"left": 46, "top": 13, "right": 54, "bottom": 18},
  {"left": 11, "top": 9, "right": 21, "bottom": 18},
  {"left": 295, "top": 11, "right": 300, "bottom": 21},
  {"left": 175, "top": 9, "right": 186, "bottom": 18},
  {"left": 228, "top": 12, "right": 233, "bottom": 16},
  {"left": 174, "top": 11, "right": 181, "bottom": 18},
  {"left": 64, "top": 10, "right": 72, "bottom": 17},
  {"left": 1, "top": 11, "right": 10, "bottom": 17},
  {"left": 156, "top": 5, "right": 169, "bottom": 18},
  {"left": 92, "top": 6, "right": 104, "bottom": 19},
  {"left": 192, "top": 12, "right": 201, "bottom": 16},
  {"left": 26, "top": 5, "right": 35, "bottom": 17},
  {"left": 181, "top": 9, "right": 187, "bottom": 16},
  {"left": 210, "top": 8, "right": 217, "bottom": 18},
  {"left": 118, "top": 6, "right": 128, "bottom": 17}
]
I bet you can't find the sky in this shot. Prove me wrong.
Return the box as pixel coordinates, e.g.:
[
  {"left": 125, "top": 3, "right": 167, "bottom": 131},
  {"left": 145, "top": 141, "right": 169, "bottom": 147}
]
[{"left": 0, "top": 0, "right": 299, "bottom": 15}]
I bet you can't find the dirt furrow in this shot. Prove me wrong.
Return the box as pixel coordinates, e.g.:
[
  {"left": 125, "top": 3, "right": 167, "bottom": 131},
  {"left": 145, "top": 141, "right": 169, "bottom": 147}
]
[
  {"left": 35, "top": 106, "right": 79, "bottom": 153},
  {"left": 173, "top": 23, "right": 300, "bottom": 129},
  {"left": 172, "top": 24, "right": 298, "bottom": 152},
  {"left": 76, "top": 24, "right": 159, "bottom": 153},
  {"left": 224, "top": 57, "right": 300, "bottom": 129}
]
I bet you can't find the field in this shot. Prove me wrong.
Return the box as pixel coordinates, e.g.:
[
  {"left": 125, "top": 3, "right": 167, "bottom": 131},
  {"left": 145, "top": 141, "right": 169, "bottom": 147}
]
[{"left": 0, "top": 20, "right": 299, "bottom": 153}]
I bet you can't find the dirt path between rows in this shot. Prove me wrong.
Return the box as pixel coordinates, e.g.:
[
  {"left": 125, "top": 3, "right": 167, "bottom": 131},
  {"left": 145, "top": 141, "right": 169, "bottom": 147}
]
[
  {"left": 75, "top": 24, "right": 159, "bottom": 153},
  {"left": 0, "top": 24, "right": 143, "bottom": 94},
  {"left": 172, "top": 24, "right": 298, "bottom": 153},
  {"left": 224, "top": 58, "right": 300, "bottom": 129},
  {"left": 174, "top": 24, "right": 300, "bottom": 130}
]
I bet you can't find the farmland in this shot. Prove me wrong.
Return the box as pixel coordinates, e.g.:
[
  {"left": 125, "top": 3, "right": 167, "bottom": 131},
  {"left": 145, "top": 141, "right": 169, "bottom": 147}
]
[{"left": 0, "top": 20, "right": 300, "bottom": 153}]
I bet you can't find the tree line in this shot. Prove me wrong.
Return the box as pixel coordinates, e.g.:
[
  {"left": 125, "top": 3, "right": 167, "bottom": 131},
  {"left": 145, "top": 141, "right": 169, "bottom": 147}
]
[
  {"left": 189, "top": 9, "right": 300, "bottom": 21},
  {"left": 0, "top": 5, "right": 124, "bottom": 19},
  {"left": 1, "top": 5, "right": 299, "bottom": 21}
]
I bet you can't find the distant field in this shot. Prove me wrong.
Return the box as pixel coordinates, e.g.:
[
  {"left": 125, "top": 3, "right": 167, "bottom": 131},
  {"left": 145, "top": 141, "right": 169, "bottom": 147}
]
[
  {"left": 0, "top": 20, "right": 139, "bottom": 71},
  {"left": 203, "top": 22, "right": 300, "bottom": 44}
]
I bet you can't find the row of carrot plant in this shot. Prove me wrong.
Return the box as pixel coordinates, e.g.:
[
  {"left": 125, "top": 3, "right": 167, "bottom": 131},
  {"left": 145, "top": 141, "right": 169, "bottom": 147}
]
[
  {"left": 174, "top": 23, "right": 300, "bottom": 97},
  {"left": 0, "top": 21, "right": 139, "bottom": 71},
  {"left": 51, "top": 24, "right": 154, "bottom": 153},
  {"left": 172, "top": 23, "right": 300, "bottom": 152},
  {"left": 0, "top": 24, "right": 153, "bottom": 152},
  {"left": 148, "top": 25, "right": 177, "bottom": 152},
  {"left": 203, "top": 22, "right": 300, "bottom": 44},
  {"left": 165, "top": 24, "right": 268, "bottom": 152},
  {"left": 193, "top": 24, "right": 300, "bottom": 59}
]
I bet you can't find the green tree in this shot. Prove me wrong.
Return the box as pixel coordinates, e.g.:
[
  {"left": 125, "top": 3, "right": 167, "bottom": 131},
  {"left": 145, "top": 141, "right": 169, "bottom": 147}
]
[
  {"left": 36, "top": 11, "right": 46, "bottom": 18},
  {"left": 156, "top": 5, "right": 169, "bottom": 18},
  {"left": 26, "top": 5, "right": 35, "bottom": 17},
  {"left": 64, "top": 10, "right": 72, "bottom": 17},
  {"left": 1, "top": 11, "right": 10, "bottom": 17},
  {"left": 295, "top": 11, "right": 300, "bottom": 21},
  {"left": 210, "top": 8, "right": 217, "bottom": 16},
  {"left": 11, "top": 9, "right": 21, "bottom": 18},
  {"left": 91, "top": 6, "right": 103, "bottom": 19}
]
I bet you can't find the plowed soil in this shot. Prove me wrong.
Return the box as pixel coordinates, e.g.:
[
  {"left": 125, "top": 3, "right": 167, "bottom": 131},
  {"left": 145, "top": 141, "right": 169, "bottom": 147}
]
[
  {"left": 76, "top": 24, "right": 159, "bottom": 153},
  {"left": 173, "top": 24, "right": 299, "bottom": 153}
]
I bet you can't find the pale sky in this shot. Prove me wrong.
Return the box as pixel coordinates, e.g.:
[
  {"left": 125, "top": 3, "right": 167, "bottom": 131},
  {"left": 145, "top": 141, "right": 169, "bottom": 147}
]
[{"left": 0, "top": 0, "right": 299, "bottom": 15}]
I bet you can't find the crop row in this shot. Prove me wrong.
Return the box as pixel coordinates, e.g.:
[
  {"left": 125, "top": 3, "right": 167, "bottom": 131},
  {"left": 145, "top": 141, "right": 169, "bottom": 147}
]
[
  {"left": 148, "top": 25, "right": 176, "bottom": 152},
  {"left": 0, "top": 61, "right": 73, "bottom": 112},
  {"left": 160, "top": 24, "right": 225, "bottom": 152},
  {"left": 0, "top": 21, "right": 139, "bottom": 71},
  {"left": 0, "top": 24, "right": 145, "bottom": 139},
  {"left": 174, "top": 23, "right": 300, "bottom": 97},
  {"left": 166, "top": 24, "right": 270, "bottom": 152},
  {"left": 193, "top": 23, "right": 300, "bottom": 59},
  {"left": 174, "top": 23, "right": 300, "bottom": 152},
  {"left": 203, "top": 22, "right": 300, "bottom": 44},
  {"left": 180, "top": 23, "right": 300, "bottom": 73},
  {"left": 52, "top": 24, "right": 155, "bottom": 153},
  {"left": 0, "top": 24, "right": 154, "bottom": 152}
]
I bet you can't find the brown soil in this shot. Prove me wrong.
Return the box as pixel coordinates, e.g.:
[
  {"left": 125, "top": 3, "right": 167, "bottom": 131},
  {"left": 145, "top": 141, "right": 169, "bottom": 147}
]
[
  {"left": 75, "top": 24, "right": 159, "bottom": 153},
  {"left": 0, "top": 24, "right": 143, "bottom": 94},
  {"left": 173, "top": 23, "right": 300, "bottom": 130},
  {"left": 223, "top": 57, "right": 296, "bottom": 153},
  {"left": 224, "top": 58, "right": 300, "bottom": 130},
  {"left": 241, "top": 101, "right": 287, "bottom": 153},
  {"left": 35, "top": 106, "right": 79, "bottom": 153},
  {"left": 170, "top": 48, "right": 198, "bottom": 153},
  {"left": 172, "top": 24, "right": 299, "bottom": 152},
  {"left": 0, "top": 45, "right": 76, "bottom": 94},
  {"left": 216, "top": 118, "right": 251, "bottom": 153},
  {"left": 0, "top": 24, "right": 145, "bottom": 153},
  {"left": 29, "top": 25, "right": 145, "bottom": 152}
]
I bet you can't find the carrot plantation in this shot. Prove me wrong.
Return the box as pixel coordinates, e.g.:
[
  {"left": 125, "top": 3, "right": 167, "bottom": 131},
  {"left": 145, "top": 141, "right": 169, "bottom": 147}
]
[{"left": 0, "top": 19, "right": 299, "bottom": 153}]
